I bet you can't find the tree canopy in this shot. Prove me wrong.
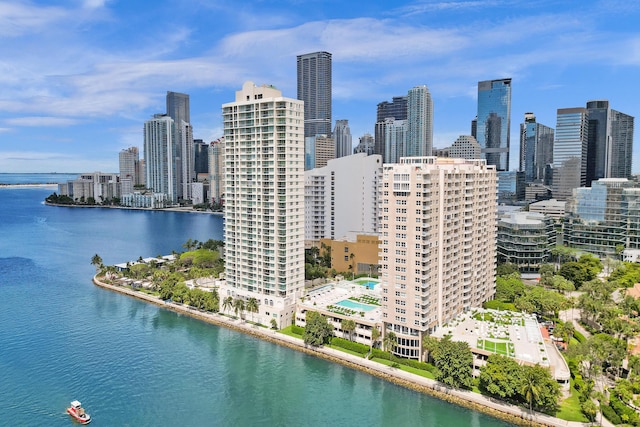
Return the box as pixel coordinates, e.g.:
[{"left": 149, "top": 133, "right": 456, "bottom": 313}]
[
  {"left": 428, "top": 337, "right": 474, "bottom": 389},
  {"left": 479, "top": 355, "right": 560, "bottom": 413},
  {"left": 303, "top": 311, "right": 333, "bottom": 346}
]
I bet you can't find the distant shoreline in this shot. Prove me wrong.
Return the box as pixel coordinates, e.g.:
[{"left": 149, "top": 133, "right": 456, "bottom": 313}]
[
  {"left": 0, "top": 183, "right": 58, "bottom": 188},
  {"left": 44, "top": 201, "right": 223, "bottom": 215}
]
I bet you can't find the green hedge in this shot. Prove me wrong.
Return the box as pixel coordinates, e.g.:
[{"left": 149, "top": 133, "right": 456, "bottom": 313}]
[
  {"left": 370, "top": 348, "right": 436, "bottom": 373},
  {"left": 330, "top": 337, "right": 369, "bottom": 355},
  {"left": 601, "top": 404, "right": 622, "bottom": 425},
  {"left": 609, "top": 395, "right": 640, "bottom": 426},
  {"left": 483, "top": 300, "right": 517, "bottom": 311},
  {"left": 291, "top": 324, "right": 305, "bottom": 336},
  {"left": 573, "top": 330, "right": 586, "bottom": 344}
]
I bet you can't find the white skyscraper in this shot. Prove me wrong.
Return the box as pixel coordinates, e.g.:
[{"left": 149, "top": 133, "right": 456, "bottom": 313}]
[
  {"left": 208, "top": 137, "right": 225, "bottom": 205},
  {"left": 144, "top": 114, "right": 177, "bottom": 202},
  {"left": 304, "top": 153, "right": 382, "bottom": 244},
  {"left": 333, "top": 119, "right": 352, "bottom": 158},
  {"left": 384, "top": 118, "right": 408, "bottom": 164},
  {"left": 119, "top": 146, "right": 139, "bottom": 195},
  {"left": 221, "top": 82, "right": 305, "bottom": 328},
  {"left": 407, "top": 85, "right": 434, "bottom": 157},
  {"left": 381, "top": 157, "right": 497, "bottom": 360}
]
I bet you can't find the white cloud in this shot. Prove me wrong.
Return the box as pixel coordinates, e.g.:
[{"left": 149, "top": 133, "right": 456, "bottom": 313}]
[
  {"left": 0, "top": 5, "right": 638, "bottom": 134},
  {"left": 0, "top": 151, "right": 115, "bottom": 173},
  {"left": 82, "top": 0, "right": 109, "bottom": 9},
  {"left": 0, "top": 2, "right": 68, "bottom": 37},
  {"left": 4, "top": 117, "right": 81, "bottom": 127},
  {"left": 394, "top": 0, "right": 507, "bottom": 16}
]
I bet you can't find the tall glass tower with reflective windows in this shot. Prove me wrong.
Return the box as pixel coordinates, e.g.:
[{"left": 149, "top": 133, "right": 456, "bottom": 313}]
[
  {"left": 477, "top": 78, "right": 512, "bottom": 171},
  {"left": 519, "top": 113, "right": 554, "bottom": 184},
  {"left": 375, "top": 95, "right": 408, "bottom": 160},
  {"left": 407, "top": 85, "right": 434, "bottom": 157},
  {"left": 552, "top": 107, "right": 589, "bottom": 200},
  {"left": 297, "top": 51, "right": 332, "bottom": 138},
  {"left": 585, "top": 100, "right": 634, "bottom": 184}
]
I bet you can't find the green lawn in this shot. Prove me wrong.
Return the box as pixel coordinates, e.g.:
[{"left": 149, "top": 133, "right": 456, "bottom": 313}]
[
  {"left": 372, "top": 358, "right": 436, "bottom": 379},
  {"left": 279, "top": 325, "right": 302, "bottom": 339},
  {"left": 328, "top": 345, "right": 366, "bottom": 358},
  {"left": 554, "top": 382, "right": 589, "bottom": 422},
  {"left": 477, "top": 339, "right": 515, "bottom": 356}
]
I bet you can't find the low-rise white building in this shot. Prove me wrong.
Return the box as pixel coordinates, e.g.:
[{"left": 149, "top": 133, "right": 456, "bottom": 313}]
[
  {"left": 120, "top": 192, "right": 168, "bottom": 208},
  {"left": 431, "top": 308, "right": 570, "bottom": 392},
  {"left": 529, "top": 199, "right": 566, "bottom": 220},
  {"left": 295, "top": 279, "right": 383, "bottom": 346}
]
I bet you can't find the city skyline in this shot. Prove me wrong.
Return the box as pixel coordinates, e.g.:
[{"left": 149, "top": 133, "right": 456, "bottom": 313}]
[{"left": 1, "top": 1, "right": 639, "bottom": 173}]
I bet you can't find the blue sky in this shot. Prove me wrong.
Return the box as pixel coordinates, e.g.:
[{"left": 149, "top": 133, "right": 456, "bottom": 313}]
[{"left": 1, "top": 0, "right": 639, "bottom": 173}]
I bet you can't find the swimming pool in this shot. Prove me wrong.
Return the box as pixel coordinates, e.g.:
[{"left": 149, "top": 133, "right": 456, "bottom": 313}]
[
  {"left": 360, "top": 282, "right": 377, "bottom": 289},
  {"left": 358, "top": 281, "right": 377, "bottom": 290},
  {"left": 336, "top": 299, "right": 376, "bottom": 312}
]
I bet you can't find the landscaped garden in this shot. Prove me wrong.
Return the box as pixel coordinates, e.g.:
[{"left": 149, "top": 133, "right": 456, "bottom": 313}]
[
  {"left": 348, "top": 295, "right": 380, "bottom": 305},
  {"left": 477, "top": 339, "right": 515, "bottom": 357},
  {"left": 326, "top": 304, "right": 365, "bottom": 317}
]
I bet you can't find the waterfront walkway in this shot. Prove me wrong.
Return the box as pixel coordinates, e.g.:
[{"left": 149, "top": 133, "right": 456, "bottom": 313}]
[{"left": 93, "top": 276, "right": 594, "bottom": 427}]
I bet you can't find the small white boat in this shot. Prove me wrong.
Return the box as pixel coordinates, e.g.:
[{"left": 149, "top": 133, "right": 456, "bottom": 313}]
[{"left": 66, "top": 400, "right": 91, "bottom": 424}]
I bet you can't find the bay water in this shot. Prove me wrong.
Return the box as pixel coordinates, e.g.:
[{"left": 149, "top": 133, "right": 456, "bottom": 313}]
[{"left": 0, "top": 177, "right": 511, "bottom": 426}]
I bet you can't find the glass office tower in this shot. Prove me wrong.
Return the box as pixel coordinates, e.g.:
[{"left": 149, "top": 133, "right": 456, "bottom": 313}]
[
  {"left": 519, "top": 113, "right": 554, "bottom": 183},
  {"left": 477, "top": 78, "right": 512, "bottom": 171},
  {"left": 297, "top": 51, "right": 332, "bottom": 138},
  {"left": 552, "top": 107, "right": 589, "bottom": 200}
]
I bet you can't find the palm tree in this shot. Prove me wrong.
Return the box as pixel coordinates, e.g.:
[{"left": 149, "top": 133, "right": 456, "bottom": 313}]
[
  {"left": 520, "top": 368, "right": 540, "bottom": 420},
  {"left": 349, "top": 253, "right": 355, "bottom": 280},
  {"left": 222, "top": 296, "right": 233, "bottom": 315},
  {"left": 370, "top": 327, "right": 381, "bottom": 354},
  {"left": 341, "top": 319, "right": 356, "bottom": 341},
  {"left": 422, "top": 335, "right": 438, "bottom": 363},
  {"left": 182, "top": 239, "right": 196, "bottom": 251},
  {"left": 246, "top": 297, "right": 259, "bottom": 323},
  {"left": 233, "top": 298, "right": 245, "bottom": 320},
  {"left": 91, "top": 254, "right": 103, "bottom": 272},
  {"left": 383, "top": 331, "right": 397, "bottom": 361}
]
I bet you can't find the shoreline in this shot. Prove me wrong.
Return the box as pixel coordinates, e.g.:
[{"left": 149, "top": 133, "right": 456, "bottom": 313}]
[
  {"left": 0, "top": 183, "right": 58, "bottom": 188},
  {"left": 45, "top": 201, "right": 223, "bottom": 215},
  {"left": 92, "top": 275, "right": 588, "bottom": 427}
]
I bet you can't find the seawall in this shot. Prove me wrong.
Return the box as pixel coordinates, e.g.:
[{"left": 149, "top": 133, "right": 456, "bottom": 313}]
[{"left": 92, "top": 276, "right": 588, "bottom": 427}]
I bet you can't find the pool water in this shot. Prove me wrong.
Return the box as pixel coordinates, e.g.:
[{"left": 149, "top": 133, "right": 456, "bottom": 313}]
[
  {"left": 356, "top": 280, "right": 377, "bottom": 290},
  {"left": 336, "top": 299, "right": 376, "bottom": 312}
]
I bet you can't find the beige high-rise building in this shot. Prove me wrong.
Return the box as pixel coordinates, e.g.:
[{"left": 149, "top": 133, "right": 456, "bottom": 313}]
[
  {"left": 314, "top": 135, "right": 334, "bottom": 169},
  {"left": 449, "top": 135, "right": 481, "bottom": 160},
  {"left": 380, "top": 157, "right": 497, "bottom": 360},
  {"left": 208, "top": 137, "right": 225, "bottom": 204},
  {"left": 220, "top": 81, "right": 305, "bottom": 328}
]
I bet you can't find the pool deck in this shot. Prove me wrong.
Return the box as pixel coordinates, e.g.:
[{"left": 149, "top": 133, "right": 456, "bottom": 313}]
[{"left": 302, "top": 280, "right": 382, "bottom": 323}]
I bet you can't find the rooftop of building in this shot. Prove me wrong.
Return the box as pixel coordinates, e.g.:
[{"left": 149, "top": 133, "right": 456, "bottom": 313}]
[
  {"left": 499, "top": 211, "right": 547, "bottom": 225},
  {"left": 529, "top": 199, "right": 566, "bottom": 208},
  {"left": 431, "top": 308, "right": 551, "bottom": 367}
]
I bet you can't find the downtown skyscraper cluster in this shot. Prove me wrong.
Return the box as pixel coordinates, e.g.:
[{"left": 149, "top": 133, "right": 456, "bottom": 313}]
[{"left": 143, "top": 91, "right": 195, "bottom": 203}]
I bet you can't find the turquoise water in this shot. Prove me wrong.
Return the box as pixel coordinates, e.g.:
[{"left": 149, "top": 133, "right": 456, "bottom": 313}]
[
  {"left": 0, "top": 172, "right": 78, "bottom": 184},
  {"left": 359, "top": 280, "right": 377, "bottom": 290},
  {"left": 0, "top": 178, "right": 512, "bottom": 426},
  {"left": 336, "top": 299, "right": 376, "bottom": 312}
]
